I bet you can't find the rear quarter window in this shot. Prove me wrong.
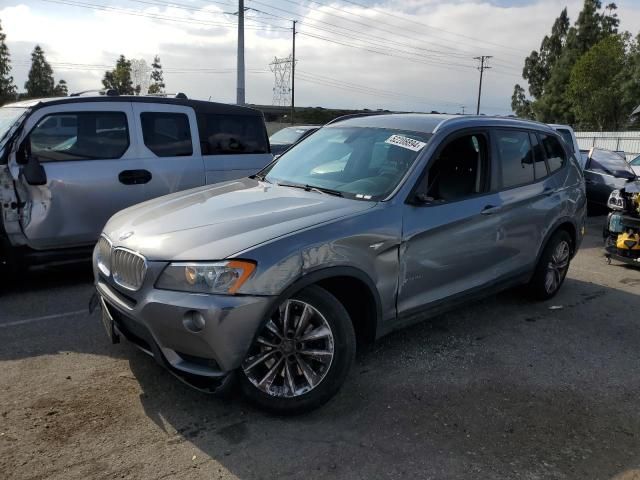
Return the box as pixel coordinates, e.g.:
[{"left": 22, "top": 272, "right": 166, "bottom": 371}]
[
  {"left": 556, "top": 129, "right": 575, "bottom": 153},
  {"left": 539, "top": 134, "right": 566, "bottom": 172},
  {"left": 198, "top": 114, "right": 268, "bottom": 155}
]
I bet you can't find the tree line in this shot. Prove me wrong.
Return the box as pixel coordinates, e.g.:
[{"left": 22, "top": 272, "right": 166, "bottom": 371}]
[
  {"left": 0, "top": 19, "right": 165, "bottom": 105},
  {"left": 512, "top": 0, "right": 640, "bottom": 130}
]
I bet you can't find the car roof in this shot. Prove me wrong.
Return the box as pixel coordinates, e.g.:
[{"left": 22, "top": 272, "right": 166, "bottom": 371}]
[
  {"left": 3, "top": 95, "right": 264, "bottom": 117},
  {"left": 329, "top": 113, "right": 555, "bottom": 135}
]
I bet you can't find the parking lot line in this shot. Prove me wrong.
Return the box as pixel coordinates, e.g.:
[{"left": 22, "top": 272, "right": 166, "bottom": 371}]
[{"left": 0, "top": 309, "right": 89, "bottom": 328}]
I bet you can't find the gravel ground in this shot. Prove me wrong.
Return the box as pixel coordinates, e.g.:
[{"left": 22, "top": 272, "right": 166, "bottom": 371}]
[{"left": 1, "top": 216, "right": 640, "bottom": 480}]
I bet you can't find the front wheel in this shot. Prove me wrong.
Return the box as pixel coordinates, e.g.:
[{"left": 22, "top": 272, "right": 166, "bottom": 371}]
[
  {"left": 528, "top": 230, "right": 573, "bottom": 300},
  {"left": 239, "top": 285, "right": 356, "bottom": 415}
]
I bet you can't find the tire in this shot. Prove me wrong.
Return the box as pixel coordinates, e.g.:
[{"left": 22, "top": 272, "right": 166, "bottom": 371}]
[
  {"left": 239, "top": 285, "right": 356, "bottom": 415},
  {"left": 528, "top": 230, "right": 573, "bottom": 301}
]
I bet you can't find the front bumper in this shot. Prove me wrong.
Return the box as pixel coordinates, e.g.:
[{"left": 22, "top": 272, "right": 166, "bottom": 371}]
[{"left": 96, "top": 273, "right": 273, "bottom": 383}]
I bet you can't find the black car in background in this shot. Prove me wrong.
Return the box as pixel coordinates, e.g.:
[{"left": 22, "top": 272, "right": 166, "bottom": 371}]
[
  {"left": 584, "top": 147, "right": 637, "bottom": 213},
  {"left": 269, "top": 125, "right": 319, "bottom": 156}
]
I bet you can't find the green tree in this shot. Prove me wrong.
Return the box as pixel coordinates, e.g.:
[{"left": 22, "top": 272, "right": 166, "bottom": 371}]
[
  {"left": 624, "top": 34, "right": 640, "bottom": 127},
  {"left": 511, "top": 84, "right": 533, "bottom": 119},
  {"left": 24, "top": 45, "right": 56, "bottom": 97},
  {"left": 515, "top": 0, "right": 622, "bottom": 123},
  {"left": 148, "top": 55, "right": 165, "bottom": 94},
  {"left": 0, "top": 20, "right": 16, "bottom": 105},
  {"left": 102, "top": 55, "right": 134, "bottom": 94},
  {"left": 568, "top": 34, "right": 634, "bottom": 130},
  {"left": 522, "top": 8, "right": 570, "bottom": 99},
  {"left": 53, "top": 79, "right": 68, "bottom": 96}
]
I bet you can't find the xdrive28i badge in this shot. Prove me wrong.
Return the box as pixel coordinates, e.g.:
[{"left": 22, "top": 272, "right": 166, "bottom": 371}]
[{"left": 119, "top": 231, "right": 134, "bottom": 241}]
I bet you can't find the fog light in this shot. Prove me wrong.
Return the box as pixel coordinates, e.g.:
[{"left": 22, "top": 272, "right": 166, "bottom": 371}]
[{"left": 183, "top": 311, "right": 206, "bottom": 332}]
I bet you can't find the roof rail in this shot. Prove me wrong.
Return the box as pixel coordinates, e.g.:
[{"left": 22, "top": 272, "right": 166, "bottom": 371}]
[
  {"left": 326, "top": 111, "right": 389, "bottom": 125},
  {"left": 144, "top": 92, "right": 188, "bottom": 99},
  {"left": 70, "top": 89, "right": 119, "bottom": 97}
]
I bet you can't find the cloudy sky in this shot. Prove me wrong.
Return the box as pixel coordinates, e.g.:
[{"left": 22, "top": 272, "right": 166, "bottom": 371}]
[{"left": 1, "top": 0, "right": 639, "bottom": 114}]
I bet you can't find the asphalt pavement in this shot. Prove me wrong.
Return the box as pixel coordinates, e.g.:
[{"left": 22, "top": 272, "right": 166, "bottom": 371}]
[{"left": 1, "top": 216, "right": 640, "bottom": 480}]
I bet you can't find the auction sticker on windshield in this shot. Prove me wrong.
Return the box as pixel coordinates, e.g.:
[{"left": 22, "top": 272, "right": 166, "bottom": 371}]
[{"left": 385, "top": 135, "right": 427, "bottom": 152}]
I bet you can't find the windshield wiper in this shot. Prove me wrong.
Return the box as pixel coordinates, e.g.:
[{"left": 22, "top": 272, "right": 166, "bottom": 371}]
[
  {"left": 277, "top": 182, "right": 343, "bottom": 197},
  {"left": 250, "top": 172, "right": 271, "bottom": 183}
]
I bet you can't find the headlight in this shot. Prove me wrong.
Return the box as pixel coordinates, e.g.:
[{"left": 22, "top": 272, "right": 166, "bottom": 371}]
[{"left": 156, "top": 260, "right": 256, "bottom": 294}]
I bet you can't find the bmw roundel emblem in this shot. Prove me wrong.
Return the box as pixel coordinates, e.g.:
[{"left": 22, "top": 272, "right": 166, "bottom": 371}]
[{"left": 119, "top": 231, "right": 134, "bottom": 241}]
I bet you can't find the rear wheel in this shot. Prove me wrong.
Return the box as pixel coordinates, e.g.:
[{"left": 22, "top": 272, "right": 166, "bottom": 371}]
[
  {"left": 239, "top": 285, "right": 355, "bottom": 415},
  {"left": 528, "top": 230, "right": 572, "bottom": 300}
]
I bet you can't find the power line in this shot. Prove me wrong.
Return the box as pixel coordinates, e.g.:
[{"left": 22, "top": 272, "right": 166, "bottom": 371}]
[
  {"left": 248, "top": 0, "right": 481, "bottom": 61},
  {"left": 248, "top": 6, "right": 469, "bottom": 65},
  {"left": 38, "top": 0, "right": 290, "bottom": 30},
  {"left": 245, "top": 0, "right": 524, "bottom": 77},
  {"left": 297, "top": 31, "right": 485, "bottom": 75},
  {"left": 332, "top": 0, "right": 529, "bottom": 57}
]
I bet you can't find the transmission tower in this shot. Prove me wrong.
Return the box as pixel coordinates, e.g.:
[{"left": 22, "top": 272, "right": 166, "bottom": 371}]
[{"left": 269, "top": 55, "right": 293, "bottom": 106}]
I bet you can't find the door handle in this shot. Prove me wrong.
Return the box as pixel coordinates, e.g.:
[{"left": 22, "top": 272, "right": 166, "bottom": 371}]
[
  {"left": 119, "top": 169, "right": 152, "bottom": 185},
  {"left": 481, "top": 205, "right": 502, "bottom": 215},
  {"left": 543, "top": 187, "right": 556, "bottom": 196}
]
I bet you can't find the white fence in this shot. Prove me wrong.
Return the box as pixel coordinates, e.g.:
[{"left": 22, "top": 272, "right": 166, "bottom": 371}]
[{"left": 575, "top": 131, "right": 640, "bottom": 161}]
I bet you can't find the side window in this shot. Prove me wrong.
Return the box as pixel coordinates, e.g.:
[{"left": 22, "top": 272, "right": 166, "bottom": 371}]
[
  {"left": 140, "top": 112, "right": 193, "bottom": 157},
  {"left": 530, "top": 132, "right": 549, "bottom": 180},
  {"left": 496, "top": 129, "right": 534, "bottom": 188},
  {"left": 29, "top": 112, "right": 129, "bottom": 162},
  {"left": 539, "top": 134, "right": 566, "bottom": 172},
  {"left": 421, "top": 133, "right": 488, "bottom": 202},
  {"left": 199, "top": 114, "right": 268, "bottom": 155}
]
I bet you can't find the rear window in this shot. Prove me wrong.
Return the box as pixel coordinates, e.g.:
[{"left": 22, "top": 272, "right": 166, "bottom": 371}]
[
  {"left": 198, "top": 114, "right": 268, "bottom": 155},
  {"left": 141, "top": 112, "right": 193, "bottom": 157},
  {"left": 29, "top": 112, "right": 129, "bottom": 161}
]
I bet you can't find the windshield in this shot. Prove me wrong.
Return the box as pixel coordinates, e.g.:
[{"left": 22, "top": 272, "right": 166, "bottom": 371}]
[
  {"left": 631, "top": 154, "right": 640, "bottom": 166},
  {"left": 264, "top": 126, "right": 431, "bottom": 200},
  {"left": 0, "top": 107, "right": 27, "bottom": 145},
  {"left": 588, "top": 148, "right": 635, "bottom": 177},
  {"left": 270, "top": 127, "right": 313, "bottom": 144}
]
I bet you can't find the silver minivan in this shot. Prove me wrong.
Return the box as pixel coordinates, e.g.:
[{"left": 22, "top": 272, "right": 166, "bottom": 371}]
[{"left": 0, "top": 95, "right": 272, "bottom": 268}]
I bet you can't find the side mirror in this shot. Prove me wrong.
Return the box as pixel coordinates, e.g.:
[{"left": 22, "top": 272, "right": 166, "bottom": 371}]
[
  {"left": 411, "top": 192, "right": 435, "bottom": 205},
  {"left": 23, "top": 155, "right": 47, "bottom": 186}
]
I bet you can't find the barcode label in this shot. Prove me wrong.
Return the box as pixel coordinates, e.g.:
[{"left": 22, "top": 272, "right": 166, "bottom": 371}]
[{"left": 385, "top": 135, "right": 427, "bottom": 152}]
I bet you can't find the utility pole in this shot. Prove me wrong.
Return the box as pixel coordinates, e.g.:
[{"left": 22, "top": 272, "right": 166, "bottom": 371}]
[
  {"left": 291, "top": 20, "right": 297, "bottom": 124},
  {"left": 236, "top": 0, "right": 245, "bottom": 105},
  {"left": 461, "top": 106, "right": 466, "bottom": 115},
  {"left": 474, "top": 55, "right": 492, "bottom": 115}
]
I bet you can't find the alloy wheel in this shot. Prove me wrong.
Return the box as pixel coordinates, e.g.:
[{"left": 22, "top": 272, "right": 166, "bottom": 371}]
[
  {"left": 545, "top": 240, "right": 570, "bottom": 294},
  {"left": 242, "top": 299, "right": 335, "bottom": 398}
]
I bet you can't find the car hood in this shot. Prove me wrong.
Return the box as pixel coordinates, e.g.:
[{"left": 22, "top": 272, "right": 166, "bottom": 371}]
[{"left": 103, "top": 177, "right": 376, "bottom": 261}]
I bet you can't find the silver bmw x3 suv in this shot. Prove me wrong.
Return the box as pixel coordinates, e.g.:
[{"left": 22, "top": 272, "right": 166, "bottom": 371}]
[{"left": 94, "top": 114, "right": 586, "bottom": 413}]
